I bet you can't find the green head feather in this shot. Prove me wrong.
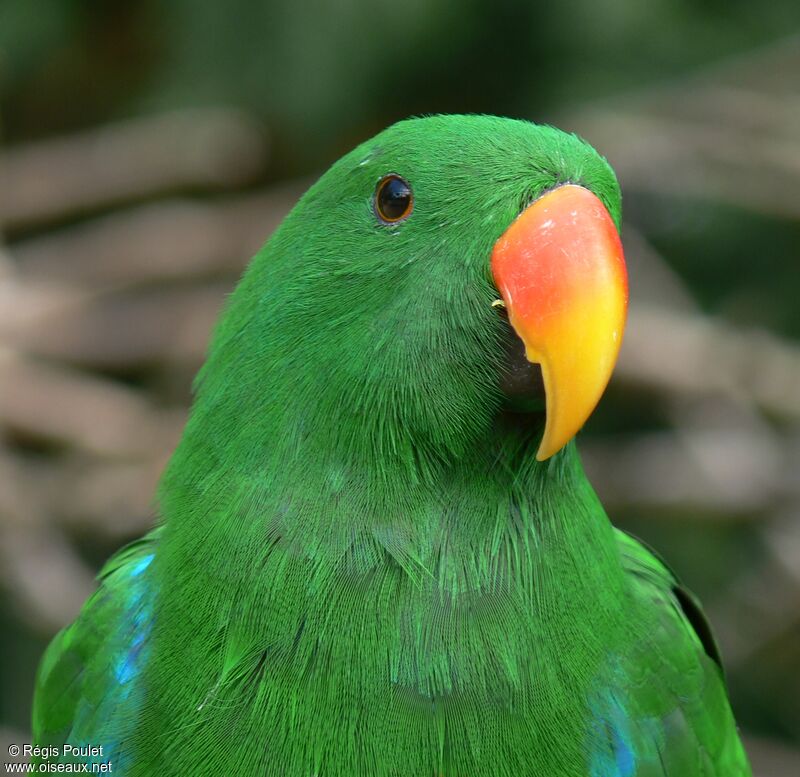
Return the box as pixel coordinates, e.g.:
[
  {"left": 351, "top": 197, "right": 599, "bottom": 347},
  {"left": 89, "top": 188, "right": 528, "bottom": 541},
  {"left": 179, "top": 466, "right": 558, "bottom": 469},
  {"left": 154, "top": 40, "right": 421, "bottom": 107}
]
[{"left": 166, "top": 114, "right": 620, "bottom": 499}]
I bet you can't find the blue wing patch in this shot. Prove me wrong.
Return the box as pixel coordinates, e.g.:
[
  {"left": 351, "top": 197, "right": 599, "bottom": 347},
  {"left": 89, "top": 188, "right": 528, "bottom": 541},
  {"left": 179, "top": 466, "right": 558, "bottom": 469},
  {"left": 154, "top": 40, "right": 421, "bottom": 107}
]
[{"left": 69, "top": 550, "right": 156, "bottom": 773}]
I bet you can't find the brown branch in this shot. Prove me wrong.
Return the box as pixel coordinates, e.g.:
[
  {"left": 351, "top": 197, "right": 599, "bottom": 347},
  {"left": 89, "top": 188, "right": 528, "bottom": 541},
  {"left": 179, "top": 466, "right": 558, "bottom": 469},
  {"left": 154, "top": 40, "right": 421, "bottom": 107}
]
[
  {"left": 0, "top": 352, "right": 184, "bottom": 457},
  {"left": 568, "top": 108, "right": 800, "bottom": 219},
  {"left": 562, "top": 37, "right": 800, "bottom": 218},
  {"left": 11, "top": 453, "right": 167, "bottom": 540},
  {"left": 8, "top": 184, "right": 304, "bottom": 288},
  {"left": 705, "top": 514, "right": 800, "bottom": 673},
  {"left": 582, "top": 425, "right": 796, "bottom": 517},
  {"left": 0, "top": 452, "right": 96, "bottom": 633},
  {"left": 0, "top": 109, "right": 268, "bottom": 230},
  {"left": 620, "top": 306, "right": 800, "bottom": 421},
  {"left": 1, "top": 283, "right": 227, "bottom": 369}
]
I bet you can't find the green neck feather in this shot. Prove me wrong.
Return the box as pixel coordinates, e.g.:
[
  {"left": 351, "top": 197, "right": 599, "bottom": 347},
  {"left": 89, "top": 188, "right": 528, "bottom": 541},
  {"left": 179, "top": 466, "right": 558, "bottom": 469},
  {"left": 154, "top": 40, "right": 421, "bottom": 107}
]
[{"left": 143, "top": 405, "right": 628, "bottom": 773}]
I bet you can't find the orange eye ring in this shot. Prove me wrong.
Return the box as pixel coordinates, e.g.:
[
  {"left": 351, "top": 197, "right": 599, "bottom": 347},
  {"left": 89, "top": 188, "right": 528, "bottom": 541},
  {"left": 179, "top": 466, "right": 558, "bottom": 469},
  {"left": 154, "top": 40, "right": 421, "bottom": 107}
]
[{"left": 374, "top": 174, "right": 413, "bottom": 223}]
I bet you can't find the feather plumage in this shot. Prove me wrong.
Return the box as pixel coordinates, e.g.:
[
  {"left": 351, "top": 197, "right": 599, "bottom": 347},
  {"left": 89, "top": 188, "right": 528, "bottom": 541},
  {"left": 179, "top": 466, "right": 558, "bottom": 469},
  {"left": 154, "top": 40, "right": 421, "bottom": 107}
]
[{"left": 32, "top": 115, "right": 751, "bottom": 776}]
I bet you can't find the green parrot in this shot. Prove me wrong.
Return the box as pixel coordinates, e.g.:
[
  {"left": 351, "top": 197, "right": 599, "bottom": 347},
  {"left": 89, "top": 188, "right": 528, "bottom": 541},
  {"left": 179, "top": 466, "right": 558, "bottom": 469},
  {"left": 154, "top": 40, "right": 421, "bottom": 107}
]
[{"left": 32, "top": 115, "right": 751, "bottom": 776}]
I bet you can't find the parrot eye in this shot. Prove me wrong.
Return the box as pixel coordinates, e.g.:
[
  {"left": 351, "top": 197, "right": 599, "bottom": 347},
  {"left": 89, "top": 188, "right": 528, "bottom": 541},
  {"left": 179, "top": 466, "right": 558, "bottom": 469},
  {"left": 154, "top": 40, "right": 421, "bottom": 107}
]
[{"left": 374, "top": 175, "right": 413, "bottom": 223}]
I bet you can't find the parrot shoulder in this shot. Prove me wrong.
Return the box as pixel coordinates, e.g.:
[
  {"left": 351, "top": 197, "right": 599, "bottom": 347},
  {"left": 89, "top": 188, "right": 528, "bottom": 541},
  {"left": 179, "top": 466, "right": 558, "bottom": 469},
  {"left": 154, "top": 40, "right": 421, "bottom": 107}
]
[
  {"left": 616, "top": 529, "right": 723, "bottom": 671},
  {"left": 606, "top": 529, "right": 752, "bottom": 776},
  {"left": 32, "top": 528, "right": 161, "bottom": 751}
]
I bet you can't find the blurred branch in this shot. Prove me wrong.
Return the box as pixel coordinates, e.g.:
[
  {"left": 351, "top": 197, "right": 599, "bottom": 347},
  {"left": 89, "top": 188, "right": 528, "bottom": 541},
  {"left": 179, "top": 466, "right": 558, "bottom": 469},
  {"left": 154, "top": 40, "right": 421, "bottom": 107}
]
[
  {"left": 583, "top": 423, "right": 795, "bottom": 516},
  {"left": 34, "top": 457, "right": 166, "bottom": 539},
  {"left": 621, "top": 226, "right": 697, "bottom": 314},
  {"left": 0, "top": 351, "right": 183, "bottom": 457},
  {"left": 708, "top": 514, "right": 800, "bottom": 669},
  {"left": 620, "top": 306, "right": 800, "bottom": 421},
  {"left": 0, "top": 283, "right": 227, "bottom": 369},
  {"left": 0, "top": 452, "right": 95, "bottom": 633},
  {"left": 0, "top": 109, "right": 269, "bottom": 231},
  {"left": 10, "top": 184, "right": 303, "bottom": 288},
  {"left": 6, "top": 454, "right": 165, "bottom": 540},
  {"left": 565, "top": 36, "right": 800, "bottom": 219},
  {"left": 572, "top": 106, "right": 800, "bottom": 219}
]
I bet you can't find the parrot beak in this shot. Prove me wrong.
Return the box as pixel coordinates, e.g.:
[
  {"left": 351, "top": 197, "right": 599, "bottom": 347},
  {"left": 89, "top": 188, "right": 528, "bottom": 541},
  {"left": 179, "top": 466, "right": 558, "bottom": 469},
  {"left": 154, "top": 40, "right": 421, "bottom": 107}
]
[{"left": 491, "top": 184, "right": 628, "bottom": 461}]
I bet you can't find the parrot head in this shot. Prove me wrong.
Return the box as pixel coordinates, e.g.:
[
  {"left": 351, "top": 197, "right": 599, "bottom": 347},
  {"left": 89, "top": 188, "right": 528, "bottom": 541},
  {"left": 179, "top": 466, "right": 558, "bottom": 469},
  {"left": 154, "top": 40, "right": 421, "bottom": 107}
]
[{"left": 193, "top": 115, "right": 626, "bottom": 471}]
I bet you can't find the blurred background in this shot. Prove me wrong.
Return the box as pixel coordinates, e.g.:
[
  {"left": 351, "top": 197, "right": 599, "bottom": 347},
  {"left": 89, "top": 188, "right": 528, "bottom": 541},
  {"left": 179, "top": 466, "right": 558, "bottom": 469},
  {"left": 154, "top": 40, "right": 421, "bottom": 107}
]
[{"left": 1, "top": 1, "right": 799, "bottom": 773}]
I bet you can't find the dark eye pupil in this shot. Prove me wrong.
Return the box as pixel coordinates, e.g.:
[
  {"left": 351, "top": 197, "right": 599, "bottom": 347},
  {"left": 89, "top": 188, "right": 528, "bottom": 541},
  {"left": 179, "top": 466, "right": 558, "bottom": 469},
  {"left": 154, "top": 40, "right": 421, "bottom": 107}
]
[{"left": 376, "top": 175, "right": 412, "bottom": 222}]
